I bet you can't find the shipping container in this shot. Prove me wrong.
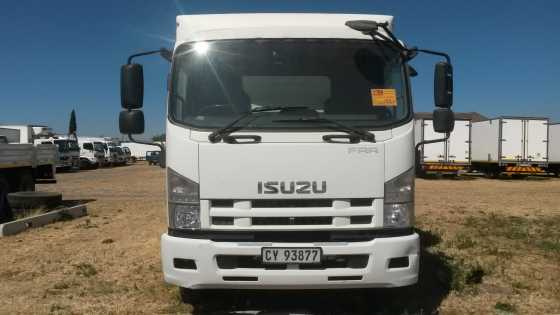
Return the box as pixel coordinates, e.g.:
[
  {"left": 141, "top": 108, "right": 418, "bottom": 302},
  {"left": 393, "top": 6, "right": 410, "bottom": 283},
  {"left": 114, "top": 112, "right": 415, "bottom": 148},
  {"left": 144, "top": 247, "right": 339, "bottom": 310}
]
[
  {"left": 471, "top": 117, "right": 549, "bottom": 174},
  {"left": 414, "top": 118, "right": 471, "bottom": 173},
  {"left": 548, "top": 123, "right": 560, "bottom": 175}
]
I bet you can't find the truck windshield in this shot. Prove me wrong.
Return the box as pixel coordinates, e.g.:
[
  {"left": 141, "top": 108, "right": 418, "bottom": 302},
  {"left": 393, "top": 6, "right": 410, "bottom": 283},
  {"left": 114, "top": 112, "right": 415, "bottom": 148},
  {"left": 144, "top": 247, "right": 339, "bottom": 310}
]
[
  {"left": 54, "top": 140, "right": 79, "bottom": 152},
  {"left": 67, "top": 141, "right": 79, "bottom": 151},
  {"left": 170, "top": 39, "right": 410, "bottom": 129},
  {"left": 93, "top": 142, "right": 105, "bottom": 153}
]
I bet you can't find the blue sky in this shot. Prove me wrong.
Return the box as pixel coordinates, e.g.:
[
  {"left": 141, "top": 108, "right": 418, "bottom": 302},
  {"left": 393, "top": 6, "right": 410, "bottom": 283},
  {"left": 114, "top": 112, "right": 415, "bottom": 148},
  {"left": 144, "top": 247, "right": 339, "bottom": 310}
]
[{"left": 1, "top": 1, "right": 559, "bottom": 137}]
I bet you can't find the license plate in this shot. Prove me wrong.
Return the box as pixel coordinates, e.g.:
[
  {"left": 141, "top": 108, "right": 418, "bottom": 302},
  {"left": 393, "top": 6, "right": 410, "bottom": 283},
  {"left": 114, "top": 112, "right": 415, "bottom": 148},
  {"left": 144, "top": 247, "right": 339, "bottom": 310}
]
[{"left": 261, "top": 247, "right": 322, "bottom": 264}]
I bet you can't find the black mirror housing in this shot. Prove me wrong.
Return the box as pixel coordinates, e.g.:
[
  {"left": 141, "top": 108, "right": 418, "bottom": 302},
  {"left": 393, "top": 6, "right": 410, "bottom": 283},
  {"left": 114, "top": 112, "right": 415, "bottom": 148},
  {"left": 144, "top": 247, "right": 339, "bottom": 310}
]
[
  {"left": 434, "top": 62, "right": 453, "bottom": 108},
  {"left": 407, "top": 65, "right": 418, "bottom": 77},
  {"left": 433, "top": 108, "right": 454, "bottom": 133},
  {"left": 121, "top": 64, "right": 144, "bottom": 109},
  {"left": 119, "top": 110, "right": 145, "bottom": 134}
]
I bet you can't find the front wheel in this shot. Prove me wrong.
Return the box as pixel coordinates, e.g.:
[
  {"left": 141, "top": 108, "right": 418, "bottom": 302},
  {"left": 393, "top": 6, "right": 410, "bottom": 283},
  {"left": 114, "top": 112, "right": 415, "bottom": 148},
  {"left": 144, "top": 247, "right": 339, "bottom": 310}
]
[
  {"left": 14, "top": 169, "right": 35, "bottom": 192},
  {"left": 179, "top": 288, "right": 202, "bottom": 306}
]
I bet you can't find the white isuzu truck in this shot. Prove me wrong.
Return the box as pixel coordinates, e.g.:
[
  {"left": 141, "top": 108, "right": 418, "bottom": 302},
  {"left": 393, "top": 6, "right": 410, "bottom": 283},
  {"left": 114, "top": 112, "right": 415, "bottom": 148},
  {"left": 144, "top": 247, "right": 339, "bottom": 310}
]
[{"left": 118, "top": 13, "right": 455, "bottom": 304}]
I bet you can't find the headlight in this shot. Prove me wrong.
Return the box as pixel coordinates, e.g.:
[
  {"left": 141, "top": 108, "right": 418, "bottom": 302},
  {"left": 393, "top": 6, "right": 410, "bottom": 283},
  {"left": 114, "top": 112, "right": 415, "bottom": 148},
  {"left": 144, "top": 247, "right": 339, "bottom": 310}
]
[
  {"left": 384, "top": 168, "right": 415, "bottom": 228},
  {"left": 167, "top": 168, "right": 200, "bottom": 229}
]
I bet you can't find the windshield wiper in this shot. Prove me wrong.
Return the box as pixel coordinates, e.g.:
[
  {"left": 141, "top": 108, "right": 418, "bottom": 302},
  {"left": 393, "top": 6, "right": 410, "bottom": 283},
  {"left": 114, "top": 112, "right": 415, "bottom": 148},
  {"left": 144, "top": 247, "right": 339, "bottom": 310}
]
[
  {"left": 273, "top": 117, "right": 376, "bottom": 143},
  {"left": 208, "top": 106, "right": 315, "bottom": 143}
]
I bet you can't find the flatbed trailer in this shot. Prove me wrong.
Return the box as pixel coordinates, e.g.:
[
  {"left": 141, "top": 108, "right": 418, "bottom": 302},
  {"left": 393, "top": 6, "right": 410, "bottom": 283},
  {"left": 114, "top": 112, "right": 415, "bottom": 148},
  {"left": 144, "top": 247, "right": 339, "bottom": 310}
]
[{"left": 0, "top": 142, "right": 57, "bottom": 193}]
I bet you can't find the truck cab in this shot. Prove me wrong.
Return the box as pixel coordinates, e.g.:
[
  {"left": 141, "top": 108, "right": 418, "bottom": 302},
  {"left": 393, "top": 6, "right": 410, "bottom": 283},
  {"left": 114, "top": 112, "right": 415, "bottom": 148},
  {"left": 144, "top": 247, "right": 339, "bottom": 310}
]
[
  {"left": 36, "top": 138, "right": 80, "bottom": 170},
  {"left": 122, "top": 146, "right": 132, "bottom": 162},
  {"left": 108, "top": 146, "right": 126, "bottom": 166},
  {"left": 118, "top": 13, "right": 454, "bottom": 302},
  {"left": 77, "top": 139, "right": 105, "bottom": 169},
  {"left": 146, "top": 150, "right": 161, "bottom": 165}
]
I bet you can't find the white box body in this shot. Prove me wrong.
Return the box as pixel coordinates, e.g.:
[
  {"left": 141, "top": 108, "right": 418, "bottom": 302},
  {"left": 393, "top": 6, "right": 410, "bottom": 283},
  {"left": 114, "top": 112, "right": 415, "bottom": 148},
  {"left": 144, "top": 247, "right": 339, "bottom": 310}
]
[
  {"left": 471, "top": 117, "right": 549, "bottom": 165},
  {"left": 548, "top": 123, "right": 560, "bottom": 164},
  {"left": 414, "top": 119, "right": 471, "bottom": 164}
]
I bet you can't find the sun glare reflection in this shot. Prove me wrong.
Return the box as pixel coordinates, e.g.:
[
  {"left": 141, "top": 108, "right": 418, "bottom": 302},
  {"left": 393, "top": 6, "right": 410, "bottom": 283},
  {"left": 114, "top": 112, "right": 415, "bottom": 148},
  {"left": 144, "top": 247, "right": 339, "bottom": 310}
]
[{"left": 193, "top": 41, "right": 210, "bottom": 55}]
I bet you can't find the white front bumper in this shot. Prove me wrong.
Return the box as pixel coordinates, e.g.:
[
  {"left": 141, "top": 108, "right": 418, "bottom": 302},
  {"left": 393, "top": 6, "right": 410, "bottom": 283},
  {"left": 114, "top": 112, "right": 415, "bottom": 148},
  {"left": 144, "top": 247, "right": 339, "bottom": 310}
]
[{"left": 161, "top": 232, "right": 419, "bottom": 290}]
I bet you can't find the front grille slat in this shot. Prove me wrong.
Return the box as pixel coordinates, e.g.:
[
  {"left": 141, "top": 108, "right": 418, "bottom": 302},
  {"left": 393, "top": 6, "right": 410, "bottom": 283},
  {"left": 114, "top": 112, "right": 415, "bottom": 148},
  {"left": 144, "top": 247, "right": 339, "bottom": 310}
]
[
  {"left": 252, "top": 199, "right": 332, "bottom": 208},
  {"left": 252, "top": 216, "right": 332, "bottom": 226},
  {"left": 208, "top": 198, "right": 376, "bottom": 229}
]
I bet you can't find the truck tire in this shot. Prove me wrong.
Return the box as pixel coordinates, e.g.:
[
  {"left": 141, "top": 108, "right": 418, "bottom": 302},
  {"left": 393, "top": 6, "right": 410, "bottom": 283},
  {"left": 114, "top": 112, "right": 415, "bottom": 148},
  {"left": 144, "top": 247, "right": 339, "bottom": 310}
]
[
  {"left": 7, "top": 191, "right": 62, "bottom": 209},
  {"left": 179, "top": 288, "right": 202, "bottom": 306},
  {"left": 0, "top": 175, "right": 14, "bottom": 223},
  {"left": 13, "top": 169, "right": 35, "bottom": 192}
]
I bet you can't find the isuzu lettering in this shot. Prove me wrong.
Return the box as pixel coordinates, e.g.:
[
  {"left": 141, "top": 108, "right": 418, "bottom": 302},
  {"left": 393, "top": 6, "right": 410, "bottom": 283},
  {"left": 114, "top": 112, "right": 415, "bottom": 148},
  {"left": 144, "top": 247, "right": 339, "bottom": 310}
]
[{"left": 117, "top": 13, "right": 455, "bottom": 303}]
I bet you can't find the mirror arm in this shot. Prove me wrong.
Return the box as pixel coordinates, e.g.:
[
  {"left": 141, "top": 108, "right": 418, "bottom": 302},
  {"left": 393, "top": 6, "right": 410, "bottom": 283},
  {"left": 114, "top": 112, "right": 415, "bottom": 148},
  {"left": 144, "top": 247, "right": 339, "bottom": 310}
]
[
  {"left": 410, "top": 48, "right": 451, "bottom": 64},
  {"left": 127, "top": 48, "right": 172, "bottom": 64},
  {"left": 414, "top": 133, "right": 449, "bottom": 152}
]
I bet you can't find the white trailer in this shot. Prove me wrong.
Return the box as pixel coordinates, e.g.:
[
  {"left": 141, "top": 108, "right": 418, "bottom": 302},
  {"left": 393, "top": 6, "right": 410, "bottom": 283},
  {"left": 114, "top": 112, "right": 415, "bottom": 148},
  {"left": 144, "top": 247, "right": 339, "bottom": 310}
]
[
  {"left": 547, "top": 123, "right": 560, "bottom": 175},
  {"left": 120, "top": 142, "right": 161, "bottom": 160},
  {"left": 415, "top": 118, "right": 471, "bottom": 173},
  {"left": 471, "top": 117, "right": 549, "bottom": 175}
]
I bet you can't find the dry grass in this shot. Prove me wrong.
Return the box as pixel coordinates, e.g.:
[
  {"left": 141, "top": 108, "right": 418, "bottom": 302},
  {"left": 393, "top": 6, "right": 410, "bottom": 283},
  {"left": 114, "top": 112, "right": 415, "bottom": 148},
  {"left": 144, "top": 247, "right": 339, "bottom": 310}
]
[
  {"left": 416, "top": 175, "right": 560, "bottom": 314},
  {"left": 0, "top": 163, "right": 559, "bottom": 314}
]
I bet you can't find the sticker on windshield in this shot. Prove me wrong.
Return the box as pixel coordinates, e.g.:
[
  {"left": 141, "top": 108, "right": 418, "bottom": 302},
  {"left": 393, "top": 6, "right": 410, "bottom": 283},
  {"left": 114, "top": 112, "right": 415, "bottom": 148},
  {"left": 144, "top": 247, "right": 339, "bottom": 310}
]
[{"left": 371, "top": 89, "right": 397, "bottom": 107}]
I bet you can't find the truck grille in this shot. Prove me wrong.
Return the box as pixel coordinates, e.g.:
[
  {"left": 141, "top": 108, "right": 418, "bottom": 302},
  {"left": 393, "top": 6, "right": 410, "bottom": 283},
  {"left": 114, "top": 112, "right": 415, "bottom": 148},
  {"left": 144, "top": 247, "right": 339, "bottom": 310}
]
[{"left": 204, "top": 198, "right": 378, "bottom": 230}]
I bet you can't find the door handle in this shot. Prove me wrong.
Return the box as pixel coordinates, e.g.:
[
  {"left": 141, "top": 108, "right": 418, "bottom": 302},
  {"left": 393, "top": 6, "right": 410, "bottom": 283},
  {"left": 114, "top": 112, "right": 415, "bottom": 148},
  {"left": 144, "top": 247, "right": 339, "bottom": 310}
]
[
  {"left": 322, "top": 134, "right": 361, "bottom": 143},
  {"left": 222, "top": 135, "right": 262, "bottom": 144}
]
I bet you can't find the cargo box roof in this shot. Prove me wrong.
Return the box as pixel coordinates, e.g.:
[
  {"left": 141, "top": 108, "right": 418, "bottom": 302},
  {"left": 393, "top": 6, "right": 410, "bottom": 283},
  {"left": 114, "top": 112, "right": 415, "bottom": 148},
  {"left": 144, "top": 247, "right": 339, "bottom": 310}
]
[
  {"left": 414, "top": 112, "right": 488, "bottom": 122},
  {"left": 176, "top": 13, "right": 393, "bottom": 45}
]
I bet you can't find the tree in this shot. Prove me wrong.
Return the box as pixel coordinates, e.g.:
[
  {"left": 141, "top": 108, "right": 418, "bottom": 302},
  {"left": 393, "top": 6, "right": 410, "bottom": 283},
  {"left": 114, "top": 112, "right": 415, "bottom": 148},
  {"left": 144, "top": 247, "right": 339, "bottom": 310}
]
[
  {"left": 152, "top": 133, "right": 165, "bottom": 142},
  {"left": 68, "top": 110, "right": 77, "bottom": 137}
]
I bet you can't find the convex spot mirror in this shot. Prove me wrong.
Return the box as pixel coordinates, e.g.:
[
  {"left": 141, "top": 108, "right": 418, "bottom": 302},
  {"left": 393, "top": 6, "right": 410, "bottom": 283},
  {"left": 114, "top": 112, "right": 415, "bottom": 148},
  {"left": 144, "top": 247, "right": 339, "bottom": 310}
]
[
  {"left": 434, "top": 62, "right": 453, "bottom": 108},
  {"left": 121, "top": 64, "right": 144, "bottom": 109},
  {"left": 119, "top": 110, "right": 145, "bottom": 134},
  {"left": 433, "top": 108, "right": 455, "bottom": 133}
]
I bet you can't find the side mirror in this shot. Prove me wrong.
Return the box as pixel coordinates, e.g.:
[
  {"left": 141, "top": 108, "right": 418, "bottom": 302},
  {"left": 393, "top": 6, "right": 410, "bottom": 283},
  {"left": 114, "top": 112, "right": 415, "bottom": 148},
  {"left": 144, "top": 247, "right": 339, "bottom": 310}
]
[
  {"left": 433, "top": 108, "right": 455, "bottom": 133},
  {"left": 121, "top": 64, "right": 144, "bottom": 109},
  {"left": 434, "top": 62, "right": 453, "bottom": 108},
  {"left": 119, "top": 110, "right": 145, "bottom": 134}
]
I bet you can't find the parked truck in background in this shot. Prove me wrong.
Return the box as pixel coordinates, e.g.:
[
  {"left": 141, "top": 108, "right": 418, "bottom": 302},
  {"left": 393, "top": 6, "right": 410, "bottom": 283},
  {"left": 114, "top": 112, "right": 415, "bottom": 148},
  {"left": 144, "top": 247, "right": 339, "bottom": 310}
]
[
  {"left": 0, "top": 124, "right": 77, "bottom": 171},
  {"left": 108, "top": 146, "right": 126, "bottom": 166},
  {"left": 34, "top": 137, "right": 80, "bottom": 170},
  {"left": 0, "top": 127, "right": 57, "bottom": 193},
  {"left": 146, "top": 151, "right": 161, "bottom": 166},
  {"left": 471, "top": 117, "right": 549, "bottom": 175},
  {"left": 414, "top": 112, "right": 486, "bottom": 175},
  {"left": 415, "top": 118, "right": 470, "bottom": 174},
  {"left": 120, "top": 142, "right": 162, "bottom": 161},
  {"left": 547, "top": 123, "right": 560, "bottom": 176},
  {"left": 117, "top": 13, "right": 456, "bottom": 304},
  {"left": 76, "top": 137, "right": 115, "bottom": 167},
  {"left": 77, "top": 137, "right": 106, "bottom": 169},
  {"left": 121, "top": 146, "right": 133, "bottom": 162}
]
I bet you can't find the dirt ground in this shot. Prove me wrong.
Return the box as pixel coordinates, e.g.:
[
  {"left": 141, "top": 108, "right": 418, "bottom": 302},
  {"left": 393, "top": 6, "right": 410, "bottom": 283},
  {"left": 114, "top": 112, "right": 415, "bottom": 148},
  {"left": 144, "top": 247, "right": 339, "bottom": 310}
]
[{"left": 1, "top": 163, "right": 559, "bottom": 314}]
